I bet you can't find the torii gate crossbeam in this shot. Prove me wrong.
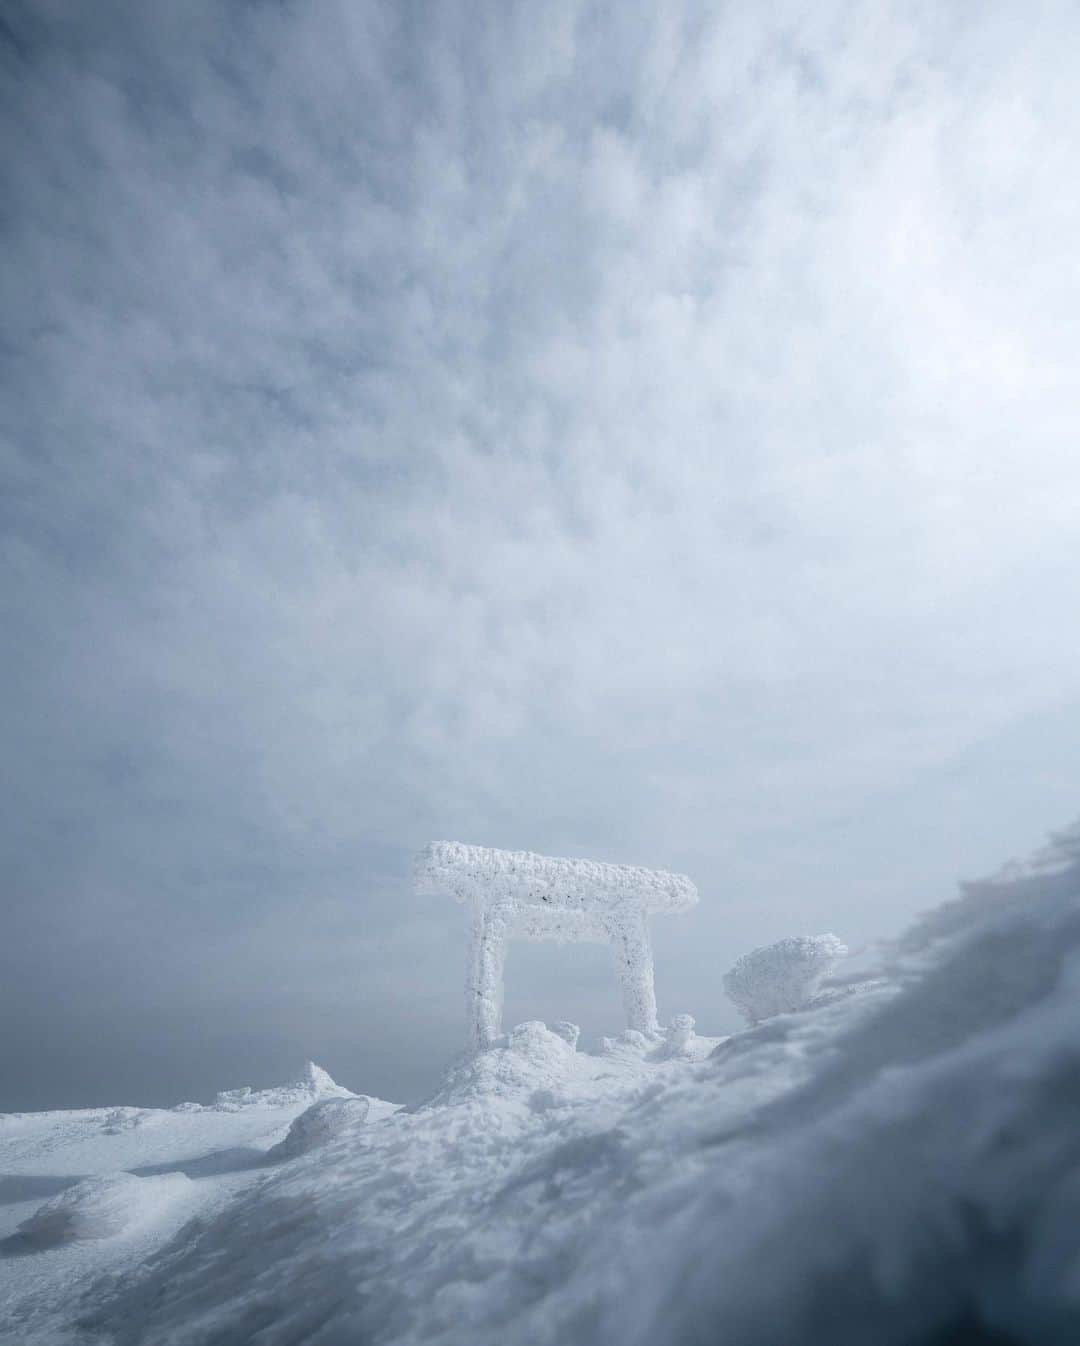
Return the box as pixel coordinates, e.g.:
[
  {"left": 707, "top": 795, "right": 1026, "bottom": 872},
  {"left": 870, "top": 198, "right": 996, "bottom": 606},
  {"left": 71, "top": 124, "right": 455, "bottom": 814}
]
[{"left": 414, "top": 841, "right": 699, "bottom": 1050}]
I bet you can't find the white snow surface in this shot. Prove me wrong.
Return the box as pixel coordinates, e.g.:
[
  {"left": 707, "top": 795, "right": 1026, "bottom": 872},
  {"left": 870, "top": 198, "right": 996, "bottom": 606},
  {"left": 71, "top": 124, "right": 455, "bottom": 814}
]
[
  {"left": 17, "top": 1174, "right": 192, "bottom": 1247},
  {"left": 3, "top": 824, "right": 1080, "bottom": 1344},
  {"left": 266, "top": 1097, "right": 373, "bottom": 1161}
]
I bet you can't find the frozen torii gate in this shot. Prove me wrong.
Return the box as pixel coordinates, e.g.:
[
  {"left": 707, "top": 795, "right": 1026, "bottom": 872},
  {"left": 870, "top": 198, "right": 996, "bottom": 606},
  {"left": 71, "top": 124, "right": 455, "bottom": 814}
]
[{"left": 414, "top": 841, "right": 699, "bottom": 1050}]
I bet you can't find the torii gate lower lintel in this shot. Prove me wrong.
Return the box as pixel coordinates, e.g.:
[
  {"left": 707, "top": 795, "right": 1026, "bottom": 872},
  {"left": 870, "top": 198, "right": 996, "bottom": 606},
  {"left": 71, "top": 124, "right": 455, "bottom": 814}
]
[{"left": 414, "top": 841, "right": 699, "bottom": 1050}]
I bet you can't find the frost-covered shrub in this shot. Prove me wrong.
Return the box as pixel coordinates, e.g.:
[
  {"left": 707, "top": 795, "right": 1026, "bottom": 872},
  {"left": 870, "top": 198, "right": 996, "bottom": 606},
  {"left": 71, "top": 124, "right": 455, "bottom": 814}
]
[
  {"left": 268, "top": 1096, "right": 371, "bottom": 1161},
  {"left": 18, "top": 1173, "right": 190, "bottom": 1246},
  {"left": 723, "top": 934, "right": 848, "bottom": 1024}
]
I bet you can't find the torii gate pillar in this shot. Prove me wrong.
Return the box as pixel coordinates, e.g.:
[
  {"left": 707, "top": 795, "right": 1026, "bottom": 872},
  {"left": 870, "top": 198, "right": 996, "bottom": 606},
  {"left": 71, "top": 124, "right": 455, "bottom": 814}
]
[{"left": 415, "top": 842, "right": 699, "bottom": 1050}]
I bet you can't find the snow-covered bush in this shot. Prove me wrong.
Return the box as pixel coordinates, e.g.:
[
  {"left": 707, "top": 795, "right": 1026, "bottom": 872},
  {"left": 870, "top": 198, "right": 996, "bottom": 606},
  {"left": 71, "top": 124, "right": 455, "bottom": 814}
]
[
  {"left": 268, "top": 1096, "right": 371, "bottom": 1160},
  {"left": 18, "top": 1173, "right": 190, "bottom": 1246},
  {"left": 723, "top": 934, "right": 848, "bottom": 1024}
]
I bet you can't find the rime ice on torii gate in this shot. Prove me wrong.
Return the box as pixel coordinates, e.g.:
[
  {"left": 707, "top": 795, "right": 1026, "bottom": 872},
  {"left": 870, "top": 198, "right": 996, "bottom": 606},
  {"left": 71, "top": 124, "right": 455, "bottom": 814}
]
[{"left": 414, "top": 841, "right": 699, "bottom": 1050}]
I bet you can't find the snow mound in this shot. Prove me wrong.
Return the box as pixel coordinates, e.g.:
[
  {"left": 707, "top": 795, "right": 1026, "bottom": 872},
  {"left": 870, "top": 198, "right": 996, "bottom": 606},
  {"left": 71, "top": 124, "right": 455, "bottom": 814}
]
[
  {"left": 723, "top": 933, "right": 848, "bottom": 1023},
  {"left": 268, "top": 1096, "right": 372, "bottom": 1160},
  {"left": 428, "top": 1020, "right": 586, "bottom": 1109},
  {"left": 17, "top": 1172, "right": 190, "bottom": 1246}
]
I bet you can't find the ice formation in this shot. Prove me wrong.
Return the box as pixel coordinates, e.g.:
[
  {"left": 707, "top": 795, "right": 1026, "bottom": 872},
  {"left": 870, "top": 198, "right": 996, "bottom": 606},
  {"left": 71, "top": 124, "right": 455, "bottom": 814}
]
[
  {"left": 723, "top": 933, "right": 848, "bottom": 1024},
  {"left": 415, "top": 841, "right": 699, "bottom": 1048}
]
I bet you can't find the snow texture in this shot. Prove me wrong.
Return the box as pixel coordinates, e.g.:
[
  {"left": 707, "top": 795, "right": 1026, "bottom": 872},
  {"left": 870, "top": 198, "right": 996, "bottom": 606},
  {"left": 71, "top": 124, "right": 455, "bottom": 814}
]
[
  {"left": 722, "top": 932, "right": 849, "bottom": 1023},
  {"left": 208, "top": 1059, "right": 354, "bottom": 1112},
  {"left": 415, "top": 841, "right": 699, "bottom": 1047},
  {"left": 16, "top": 1172, "right": 191, "bottom": 1246},
  {"left": 5, "top": 823, "right": 1080, "bottom": 1346}
]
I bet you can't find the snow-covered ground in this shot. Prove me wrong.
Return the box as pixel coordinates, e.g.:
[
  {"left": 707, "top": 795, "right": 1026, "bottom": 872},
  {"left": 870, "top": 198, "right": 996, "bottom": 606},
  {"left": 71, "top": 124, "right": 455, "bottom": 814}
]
[{"left": 3, "top": 823, "right": 1080, "bottom": 1345}]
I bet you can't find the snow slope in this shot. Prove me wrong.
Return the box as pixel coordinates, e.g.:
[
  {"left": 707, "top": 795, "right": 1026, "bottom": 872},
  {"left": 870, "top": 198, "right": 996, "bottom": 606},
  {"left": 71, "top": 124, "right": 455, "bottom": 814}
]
[
  {"left": 0, "top": 1064, "right": 396, "bottom": 1343},
  {"left": 3, "top": 824, "right": 1080, "bottom": 1345}
]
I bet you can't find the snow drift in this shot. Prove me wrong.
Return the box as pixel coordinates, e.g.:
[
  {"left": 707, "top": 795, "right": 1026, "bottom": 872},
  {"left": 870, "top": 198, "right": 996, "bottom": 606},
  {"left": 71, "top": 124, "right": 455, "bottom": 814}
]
[{"left": 17, "top": 1172, "right": 191, "bottom": 1247}]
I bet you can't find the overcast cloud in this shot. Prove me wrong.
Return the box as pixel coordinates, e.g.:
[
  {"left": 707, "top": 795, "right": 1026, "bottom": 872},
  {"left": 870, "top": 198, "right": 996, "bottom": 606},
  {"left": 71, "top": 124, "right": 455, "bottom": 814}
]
[{"left": 2, "top": 0, "right": 1079, "bottom": 1110}]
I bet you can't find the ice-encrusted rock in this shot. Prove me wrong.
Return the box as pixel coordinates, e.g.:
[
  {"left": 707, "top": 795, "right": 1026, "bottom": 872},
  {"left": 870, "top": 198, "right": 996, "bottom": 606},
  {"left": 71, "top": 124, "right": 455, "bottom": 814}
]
[
  {"left": 268, "top": 1096, "right": 372, "bottom": 1160},
  {"left": 723, "top": 934, "right": 848, "bottom": 1024}
]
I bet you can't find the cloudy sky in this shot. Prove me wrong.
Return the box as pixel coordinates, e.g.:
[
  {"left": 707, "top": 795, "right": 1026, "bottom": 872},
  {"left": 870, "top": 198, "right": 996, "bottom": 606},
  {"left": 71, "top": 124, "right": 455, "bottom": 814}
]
[{"left": 2, "top": 0, "right": 1079, "bottom": 1110}]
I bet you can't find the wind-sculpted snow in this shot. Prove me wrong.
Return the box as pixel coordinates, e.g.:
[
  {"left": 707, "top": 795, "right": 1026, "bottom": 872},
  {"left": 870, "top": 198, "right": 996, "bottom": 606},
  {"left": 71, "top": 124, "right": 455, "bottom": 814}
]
[
  {"left": 6, "top": 825, "right": 1080, "bottom": 1345},
  {"left": 206, "top": 1059, "right": 355, "bottom": 1113},
  {"left": 723, "top": 933, "right": 849, "bottom": 1023},
  {"left": 17, "top": 1172, "right": 191, "bottom": 1247},
  {"left": 0, "top": 1063, "right": 394, "bottom": 1342}
]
